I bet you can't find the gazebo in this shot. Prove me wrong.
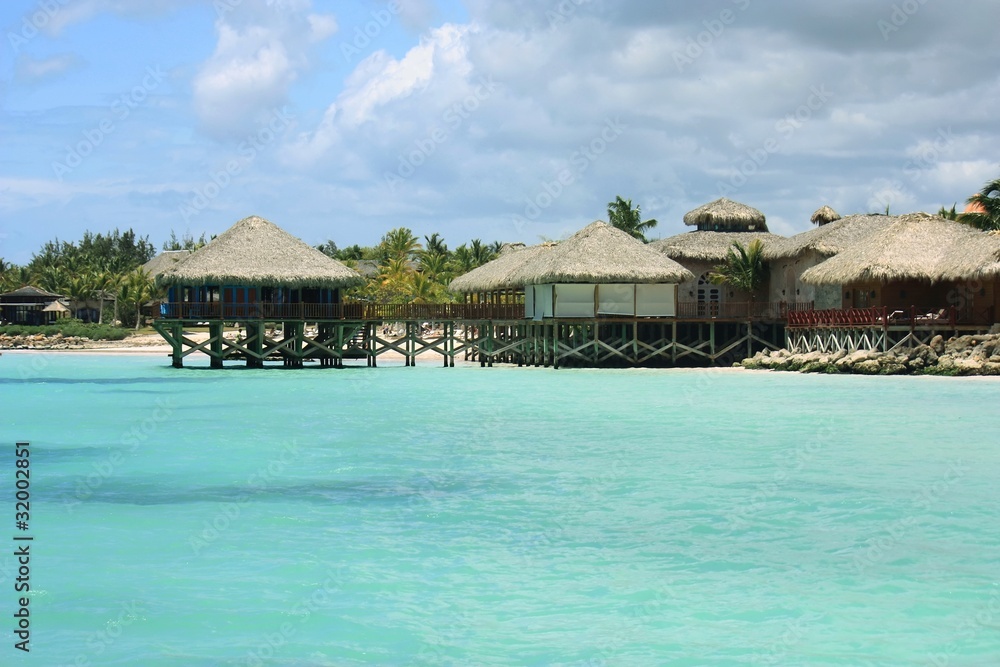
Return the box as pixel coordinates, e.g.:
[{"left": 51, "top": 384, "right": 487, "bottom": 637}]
[{"left": 153, "top": 215, "right": 364, "bottom": 368}]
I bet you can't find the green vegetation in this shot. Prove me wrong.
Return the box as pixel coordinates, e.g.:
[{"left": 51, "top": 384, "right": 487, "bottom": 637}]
[
  {"left": 0, "top": 319, "right": 129, "bottom": 341},
  {"left": 0, "top": 228, "right": 158, "bottom": 328},
  {"left": 709, "top": 239, "right": 770, "bottom": 298},
  {"left": 607, "top": 195, "right": 657, "bottom": 242},
  {"left": 317, "top": 227, "right": 500, "bottom": 304}
]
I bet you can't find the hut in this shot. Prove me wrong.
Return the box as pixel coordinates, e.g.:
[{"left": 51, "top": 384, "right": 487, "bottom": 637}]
[
  {"left": 507, "top": 221, "right": 693, "bottom": 319},
  {"left": 650, "top": 198, "right": 778, "bottom": 315},
  {"left": 154, "top": 215, "right": 364, "bottom": 368},
  {"left": 155, "top": 215, "right": 364, "bottom": 319},
  {"left": 764, "top": 213, "right": 897, "bottom": 308},
  {"left": 799, "top": 213, "right": 1000, "bottom": 323},
  {"left": 449, "top": 242, "right": 556, "bottom": 307},
  {"left": 0, "top": 286, "right": 64, "bottom": 325}
]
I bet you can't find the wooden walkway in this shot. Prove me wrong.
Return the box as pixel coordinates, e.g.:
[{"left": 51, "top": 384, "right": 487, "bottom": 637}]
[
  {"left": 785, "top": 305, "right": 991, "bottom": 353},
  {"left": 152, "top": 301, "right": 799, "bottom": 369}
]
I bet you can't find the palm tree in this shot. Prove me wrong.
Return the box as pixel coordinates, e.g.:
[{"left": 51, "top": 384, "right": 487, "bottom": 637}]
[
  {"left": 938, "top": 204, "right": 960, "bottom": 221},
  {"left": 451, "top": 245, "right": 477, "bottom": 275},
  {"left": 468, "top": 239, "right": 495, "bottom": 268},
  {"left": 423, "top": 233, "right": 448, "bottom": 256},
  {"left": 963, "top": 176, "right": 1000, "bottom": 231},
  {"left": 708, "top": 239, "right": 770, "bottom": 302},
  {"left": 117, "top": 270, "right": 154, "bottom": 329},
  {"left": 607, "top": 195, "right": 658, "bottom": 242},
  {"left": 419, "top": 252, "right": 452, "bottom": 283},
  {"left": 380, "top": 227, "right": 421, "bottom": 262}
]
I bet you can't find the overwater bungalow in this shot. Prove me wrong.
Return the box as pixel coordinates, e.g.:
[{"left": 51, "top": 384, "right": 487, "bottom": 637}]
[
  {"left": 156, "top": 215, "right": 363, "bottom": 320},
  {"left": 507, "top": 220, "right": 693, "bottom": 319},
  {"left": 153, "top": 215, "right": 364, "bottom": 367},
  {"left": 764, "top": 212, "right": 896, "bottom": 308},
  {"left": 649, "top": 198, "right": 782, "bottom": 316}
]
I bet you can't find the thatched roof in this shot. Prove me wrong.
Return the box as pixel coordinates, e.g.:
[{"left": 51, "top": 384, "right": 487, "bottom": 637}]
[
  {"left": 765, "top": 214, "right": 897, "bottom": 260},
  {"left": 507, "top": 221, "right": 694, "bottom": 285},
  {"left": 0, "top": 285, "right": 62, "bottom": 299},
  {"left": 811, "top": 205, "right": 841, "bottom": 226},
  {"left": 156, "top": 216, "right": 364, "bottom": 289},
  {"left": 449, "top": 242, "right": 556, "bottom": 293},
  {"left": 42, "top": 300, "right": 71, "bottom": 313},
  {"left": 683, "top": 198, "right": 767, "bottom": 231},
  {"left": 649, "top": 231, "right": 783, "bottom": 263},
  {"left": 800, "top": 213, "right": 1000, "bottom": 284},
  {"left": 142, "top": 250, "right": 192, "bottom": 277}
]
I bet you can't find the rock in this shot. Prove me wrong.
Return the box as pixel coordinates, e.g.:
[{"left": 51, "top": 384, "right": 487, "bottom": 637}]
[
  {"left": 854, "top": 359, "right": 881, "bottom": 374},
  {"left": 929, "top": 335, "right": 945, "bottom": 353}
]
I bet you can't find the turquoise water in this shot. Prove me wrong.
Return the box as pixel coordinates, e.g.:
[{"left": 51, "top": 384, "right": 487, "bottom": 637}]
[{"left": 1, "top": 353, "right": 999, "bottom": 665}]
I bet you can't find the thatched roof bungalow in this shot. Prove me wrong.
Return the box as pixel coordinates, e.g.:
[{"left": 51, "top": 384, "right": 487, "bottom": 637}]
[
  {"left": 156, "top": 215, "right": 363, "bottom": 318},
  {"left": 799, "top": 213, "right": 1000, "bottom": 322},
  {"left": 506, "top": 221, "right": 694, "bottom": 318},
  {"left": 764, "top": 213, "right": 897, "bottom": 308}
]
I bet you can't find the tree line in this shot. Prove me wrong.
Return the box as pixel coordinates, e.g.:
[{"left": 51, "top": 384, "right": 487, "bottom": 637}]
[{"left": 2, "top": 180, "right": 995, "bottom": 324}]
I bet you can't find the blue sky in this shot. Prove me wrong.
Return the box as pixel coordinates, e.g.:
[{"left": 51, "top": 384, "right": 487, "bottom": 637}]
[{"left": 1, "top": 0, "right": 998, "bottom": 265}]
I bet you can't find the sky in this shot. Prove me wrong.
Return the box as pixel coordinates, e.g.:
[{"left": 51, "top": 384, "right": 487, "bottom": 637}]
[{"left": 1, "top": 0, "right": 999, "bottom": 265}]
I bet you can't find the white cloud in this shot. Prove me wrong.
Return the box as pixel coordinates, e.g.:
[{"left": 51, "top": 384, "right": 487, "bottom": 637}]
[
  {"left": 14, "top": 53, "right": 82, "bottom": 82},
  {"left": 192, "top": 0, "right": 336, "bottom": 140}
]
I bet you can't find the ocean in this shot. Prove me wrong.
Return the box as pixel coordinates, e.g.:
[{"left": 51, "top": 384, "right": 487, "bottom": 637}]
[{"left": 2, "top": 352, "right": 999, "bottom": 666}]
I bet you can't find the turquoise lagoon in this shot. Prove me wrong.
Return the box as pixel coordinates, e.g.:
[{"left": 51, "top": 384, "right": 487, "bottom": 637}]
[{"left": 1, "top": 352, "right": 999, "bottom": 665}]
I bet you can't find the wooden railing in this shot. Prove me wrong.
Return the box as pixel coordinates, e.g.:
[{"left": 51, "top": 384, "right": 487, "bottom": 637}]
[
  {"left": 158, "top": 300, "right": 819, "bottom": 322},
  {"left": 675, "top": 301, "right": 813, "bottom": 320},
  {"left": 158, "top": 302, "right": 525, "bottom": 321},
  {"left": 787, "top": 306, "right": 964, "bottom": 328}
]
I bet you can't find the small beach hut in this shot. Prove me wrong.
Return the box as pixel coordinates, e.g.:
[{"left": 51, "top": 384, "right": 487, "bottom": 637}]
[
  {"left": 764, "top": 213, "right": 896, "bottom": 308},
  {"left": 650, "top": 198, "right": 776, "bottom": 313},
  {"left": 799, "top": 213, "right": 1000, "bottom": 322},
  {"left": 507, "top": 221, "right": 693, "bottom": 319},
  {"left": 0, "top": 286, "right": 64, "bottom": 325},
  {"left": 156, "top": 215, "right": 364, "bottom": 319}
]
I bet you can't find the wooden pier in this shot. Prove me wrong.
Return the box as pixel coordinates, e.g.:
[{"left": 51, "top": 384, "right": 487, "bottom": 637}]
[
  {"left": 152, "top": 301, "right": 800, "bottom": 369},
  {"left": 785, "top": 305, "right": 992, "bottom": 354}
]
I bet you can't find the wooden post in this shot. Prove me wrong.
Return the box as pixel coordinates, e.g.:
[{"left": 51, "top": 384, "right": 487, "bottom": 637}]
[{"left": 172, "top": 322, "right": 184, "bottom": 368}]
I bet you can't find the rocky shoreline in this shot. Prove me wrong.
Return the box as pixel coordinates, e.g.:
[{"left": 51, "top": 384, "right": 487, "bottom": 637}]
[
  {"left": 0, "top": 333, "right": 166, "bottom": 350},
  {"left": 740, "top": 333, "right": 1000, "bottom": 376}
]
